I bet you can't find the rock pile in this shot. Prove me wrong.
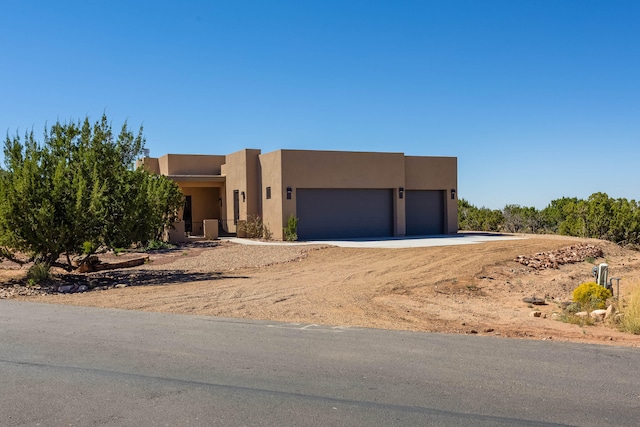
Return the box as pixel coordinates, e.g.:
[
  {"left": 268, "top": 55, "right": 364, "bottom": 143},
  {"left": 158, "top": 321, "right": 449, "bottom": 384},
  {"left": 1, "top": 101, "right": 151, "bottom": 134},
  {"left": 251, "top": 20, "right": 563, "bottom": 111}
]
[{"left": 514, "top": 244, "right": 603, "bottom": 270}]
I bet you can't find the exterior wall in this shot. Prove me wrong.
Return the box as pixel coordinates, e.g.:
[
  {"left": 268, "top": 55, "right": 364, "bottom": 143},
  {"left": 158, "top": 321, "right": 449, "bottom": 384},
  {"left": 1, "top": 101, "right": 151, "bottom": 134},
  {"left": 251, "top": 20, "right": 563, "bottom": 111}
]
[
  {"left": 161, "top": 154, "right": 225, "bottom": 175},
  {"left": 145, "top": 148, "right": 458, "bottom": 239},
  {"left": 258, "top": 151, "right": 284, "bottom": 240},
  {"left": 404, "top": 156, "right": 458, "bottom": 233},
  {"left": 137, "top": 157, "right": 159, "bottom": 173},
  {"left": 221, "top": 149, "right": 261, "bottom": 232},
  {"left": 179, "top": 187, "right": 221, "bottom": 230},
  {"left": 279, "top": 150, "right": 407, "bottom": 237}
]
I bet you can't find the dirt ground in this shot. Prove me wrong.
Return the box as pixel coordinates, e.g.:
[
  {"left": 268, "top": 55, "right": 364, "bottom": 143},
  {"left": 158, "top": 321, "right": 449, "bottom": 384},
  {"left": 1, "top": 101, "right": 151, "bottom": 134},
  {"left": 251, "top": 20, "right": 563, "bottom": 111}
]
[{"left": 4, "top": 234, "right": 640, "bottom": 347}]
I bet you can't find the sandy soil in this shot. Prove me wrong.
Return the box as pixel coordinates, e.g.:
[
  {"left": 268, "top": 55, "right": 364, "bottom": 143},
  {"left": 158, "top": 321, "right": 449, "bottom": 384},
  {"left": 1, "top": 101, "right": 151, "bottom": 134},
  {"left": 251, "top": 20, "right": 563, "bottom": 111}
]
[{"left": 5, "top": 234, "right": 640, "bottom": 347}]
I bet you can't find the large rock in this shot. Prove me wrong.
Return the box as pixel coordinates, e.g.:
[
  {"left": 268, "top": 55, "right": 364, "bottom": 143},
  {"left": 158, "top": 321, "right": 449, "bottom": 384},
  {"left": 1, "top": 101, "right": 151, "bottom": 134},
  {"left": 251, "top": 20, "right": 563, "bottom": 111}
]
[
  {"left": 605, "top": 304, "right": 616, "bottom": 320},
  {"left": 590, "top": 309, "right": 607, "bottom": 321}
]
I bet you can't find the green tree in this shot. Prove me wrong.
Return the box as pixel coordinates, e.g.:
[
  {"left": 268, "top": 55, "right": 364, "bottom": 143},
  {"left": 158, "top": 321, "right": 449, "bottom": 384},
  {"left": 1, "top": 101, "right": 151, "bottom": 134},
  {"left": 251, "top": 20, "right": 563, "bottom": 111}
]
[
  {"left": 540, "top": 197, "right": 579, "bottom": 233},
  {"left": 0, "top": 114, "right": 183, "bottom": 270},
  {"left": 458, "top": 199, "right": 503, "bottom": 232}
]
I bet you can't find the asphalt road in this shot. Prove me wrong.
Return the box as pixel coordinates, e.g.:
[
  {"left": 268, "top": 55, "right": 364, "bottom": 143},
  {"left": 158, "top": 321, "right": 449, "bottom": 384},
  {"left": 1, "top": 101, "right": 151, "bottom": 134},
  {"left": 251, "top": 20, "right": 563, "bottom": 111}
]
[{"left": 1, "top": 300, "right": 638, "bottom": 426}]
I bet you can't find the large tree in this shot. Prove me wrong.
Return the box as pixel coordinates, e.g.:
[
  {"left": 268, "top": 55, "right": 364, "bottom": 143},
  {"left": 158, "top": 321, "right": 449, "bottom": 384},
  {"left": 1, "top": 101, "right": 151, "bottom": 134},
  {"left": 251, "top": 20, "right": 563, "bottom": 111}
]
[{"left": 0, "top": 114, "right": 183, "bottom": 270}]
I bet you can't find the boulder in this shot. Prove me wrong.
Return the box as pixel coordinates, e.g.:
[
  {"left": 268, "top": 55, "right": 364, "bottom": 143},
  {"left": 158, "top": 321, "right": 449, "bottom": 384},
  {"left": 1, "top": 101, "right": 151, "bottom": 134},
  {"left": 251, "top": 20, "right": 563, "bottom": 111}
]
[{"left": 590, "top": 309, "right": 607, "bottom": 321}]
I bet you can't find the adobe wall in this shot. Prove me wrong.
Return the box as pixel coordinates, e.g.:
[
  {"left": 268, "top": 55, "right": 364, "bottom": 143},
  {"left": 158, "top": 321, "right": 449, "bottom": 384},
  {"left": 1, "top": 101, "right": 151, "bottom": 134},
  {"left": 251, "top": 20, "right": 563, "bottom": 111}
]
[
  {"left": 404, "top": 156, "right": 458, "bottom": 233},
  {"left": 221, "top": 149, "right": 261, "bottom": 232},
  {"left": 258, "top": 151, "right": 284, "bottom": 240},
  {"left": 162, "top": 154, "right": 226, "bottom": 175}
]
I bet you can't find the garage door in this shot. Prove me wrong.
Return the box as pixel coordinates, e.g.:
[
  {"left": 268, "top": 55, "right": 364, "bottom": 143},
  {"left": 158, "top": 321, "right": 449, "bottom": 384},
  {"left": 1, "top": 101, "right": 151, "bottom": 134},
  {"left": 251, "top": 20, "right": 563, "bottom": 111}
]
[
  {"left": 296, "top": 189, "right": 394, "bottom": 240},
  {"left": 405, "top": 190, "right": 445, "bottom": 235}
]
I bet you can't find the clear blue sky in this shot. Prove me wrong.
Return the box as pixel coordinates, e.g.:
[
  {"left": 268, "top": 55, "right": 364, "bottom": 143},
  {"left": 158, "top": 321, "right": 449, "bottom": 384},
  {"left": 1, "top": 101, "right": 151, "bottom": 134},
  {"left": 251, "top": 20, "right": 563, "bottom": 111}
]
[{"left": 1, "top": 0, "right": 638, "bottom": 209}]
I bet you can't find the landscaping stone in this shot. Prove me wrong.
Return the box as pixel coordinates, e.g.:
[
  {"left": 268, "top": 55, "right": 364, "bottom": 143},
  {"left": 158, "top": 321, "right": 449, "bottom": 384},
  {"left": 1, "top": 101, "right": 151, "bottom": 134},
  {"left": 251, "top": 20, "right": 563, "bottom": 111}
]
[
  {"left": 529, "top": 311, "right": 542, "bottom": 318},
  {"left": 57, "top": 285, "right": 74, "bottom": 293},
  {"left": 514, "top": 244, "right": 603, "bottom": 270},
  {"left": 590, "top": 309, "right": 607, "bottom": 321}
]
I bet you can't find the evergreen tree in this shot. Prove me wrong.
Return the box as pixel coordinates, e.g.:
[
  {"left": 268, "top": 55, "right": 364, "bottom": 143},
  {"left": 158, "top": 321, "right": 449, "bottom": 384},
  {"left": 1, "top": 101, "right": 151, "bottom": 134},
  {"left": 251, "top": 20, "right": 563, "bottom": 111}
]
[{"left": 0, "top": 114, "right": 183, "bottom": 270}]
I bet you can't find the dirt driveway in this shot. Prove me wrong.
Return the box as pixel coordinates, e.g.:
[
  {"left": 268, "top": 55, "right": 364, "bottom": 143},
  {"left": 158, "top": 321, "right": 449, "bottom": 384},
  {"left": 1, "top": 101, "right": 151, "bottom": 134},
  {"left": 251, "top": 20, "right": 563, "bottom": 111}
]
[{"left": 6, "top": 234, "right": 640, "bottom": 347}]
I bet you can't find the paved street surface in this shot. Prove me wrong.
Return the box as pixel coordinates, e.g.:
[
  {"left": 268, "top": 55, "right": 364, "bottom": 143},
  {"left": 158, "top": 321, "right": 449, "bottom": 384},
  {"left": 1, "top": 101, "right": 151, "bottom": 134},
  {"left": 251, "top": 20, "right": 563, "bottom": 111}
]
[{"left": 1, "top": 300, "right": 638, "bottom": 426}]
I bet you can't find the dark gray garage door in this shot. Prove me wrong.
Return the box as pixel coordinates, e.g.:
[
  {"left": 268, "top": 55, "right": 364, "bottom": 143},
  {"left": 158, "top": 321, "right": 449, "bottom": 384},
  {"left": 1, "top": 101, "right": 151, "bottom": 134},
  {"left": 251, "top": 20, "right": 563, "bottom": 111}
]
[
  {"left": 405, "top": 190, "right": 445, "bottom": 235},
  {"left": 296, "top": 189, "right": 394, "bottom": 240}
]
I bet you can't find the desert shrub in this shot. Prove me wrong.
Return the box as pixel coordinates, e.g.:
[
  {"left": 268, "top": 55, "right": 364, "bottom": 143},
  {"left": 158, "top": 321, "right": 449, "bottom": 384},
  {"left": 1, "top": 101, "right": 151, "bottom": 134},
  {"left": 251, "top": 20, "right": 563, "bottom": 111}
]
[
  {"left": 573, "top": 282, "right": 612, "bottom": 310},
  {"left": 284, "top": 215, "right": 298, "bottom": 241},
  {"left": 620, "top": 286, "right": 640, "bottom": 334},
  {"left": 145, "top": 239, "right": 174, "bottom": 251},
  {"left": 82, "top": 241, "right": 98, "bottom": 255},
  {"left": 242, "top": 215, "right": 272, "bottom": 240},
  {"left": 558, "top": 313, "right": 595, "bottom": 327},
  {"left": 27, "top": 262, "right": 50, "bottom": 285}
]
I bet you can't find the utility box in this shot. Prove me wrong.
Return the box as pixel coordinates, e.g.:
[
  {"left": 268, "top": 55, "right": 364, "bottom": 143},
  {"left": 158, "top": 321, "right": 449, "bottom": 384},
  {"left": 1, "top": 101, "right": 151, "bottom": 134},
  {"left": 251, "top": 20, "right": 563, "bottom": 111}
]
[{"left": 596, "top": 263, "right": 609, "bottom": 288}]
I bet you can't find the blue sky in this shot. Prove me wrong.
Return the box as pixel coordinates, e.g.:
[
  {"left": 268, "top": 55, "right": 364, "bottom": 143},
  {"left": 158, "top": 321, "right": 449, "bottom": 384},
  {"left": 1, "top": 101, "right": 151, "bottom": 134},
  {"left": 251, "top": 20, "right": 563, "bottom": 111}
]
[{"left": 1, "top": 0, "right": 638, "bottom": 209}]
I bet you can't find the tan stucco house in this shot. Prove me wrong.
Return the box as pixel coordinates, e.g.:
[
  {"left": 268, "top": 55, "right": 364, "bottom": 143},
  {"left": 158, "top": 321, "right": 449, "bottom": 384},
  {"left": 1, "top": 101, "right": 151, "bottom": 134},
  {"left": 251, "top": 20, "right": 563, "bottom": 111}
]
[{"left": 140, "top": 148, "right": 458, "bottom": 241}]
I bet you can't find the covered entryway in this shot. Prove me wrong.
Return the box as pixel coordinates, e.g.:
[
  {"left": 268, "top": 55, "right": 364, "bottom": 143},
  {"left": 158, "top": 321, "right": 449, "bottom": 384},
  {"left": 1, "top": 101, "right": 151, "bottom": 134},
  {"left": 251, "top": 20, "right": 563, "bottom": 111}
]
[
  {"left": 296, "top": 189, "right": 394, "bottom": 240},
  {"left": 405, "top": 190, "right": 445, "bottom": 235}
]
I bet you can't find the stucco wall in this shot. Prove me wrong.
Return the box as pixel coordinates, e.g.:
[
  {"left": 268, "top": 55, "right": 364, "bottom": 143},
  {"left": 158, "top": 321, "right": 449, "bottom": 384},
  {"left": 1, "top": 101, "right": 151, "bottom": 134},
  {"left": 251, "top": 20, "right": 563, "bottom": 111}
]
[
  {"left": 180, "top": 187, "right": 221, "bottom": 226},
  {"left": 160, "top": 154, "right": 226, "bottom": 175},
  {"left": 404, "top": 156, "right": 458, "bottom": 233},
  {"left": 278, "top": 150, "right": 407, "bottom": 237},
  {"left": 137, "top": 157, "right": 159, "bottom": 173},
  {"left": 222, "top": 149, "right": 261, "bottom": 232},
  {"left": 258, "top": 151, "right": 284, "bottom": 240}
]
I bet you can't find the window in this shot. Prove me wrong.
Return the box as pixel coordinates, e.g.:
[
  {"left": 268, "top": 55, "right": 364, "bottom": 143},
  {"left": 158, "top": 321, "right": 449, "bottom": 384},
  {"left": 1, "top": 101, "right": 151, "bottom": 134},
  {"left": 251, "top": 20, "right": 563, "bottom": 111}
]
[{"left": 266, "top": 186, "right": 271, "bottom": 199}]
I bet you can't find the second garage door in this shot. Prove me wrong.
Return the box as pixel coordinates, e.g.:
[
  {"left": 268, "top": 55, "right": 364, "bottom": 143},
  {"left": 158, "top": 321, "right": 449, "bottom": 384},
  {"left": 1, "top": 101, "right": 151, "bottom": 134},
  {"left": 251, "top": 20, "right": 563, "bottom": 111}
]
[
  {"left": 405, "top": 190, "right": 445, "bottom": 235},
  {"left": 296, "top": 189, "right": 394, "bottom": 240}
]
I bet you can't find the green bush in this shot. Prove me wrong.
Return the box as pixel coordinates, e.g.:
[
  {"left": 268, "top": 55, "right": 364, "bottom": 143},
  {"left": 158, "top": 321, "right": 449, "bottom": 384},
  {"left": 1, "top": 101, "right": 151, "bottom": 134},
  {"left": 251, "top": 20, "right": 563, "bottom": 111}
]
[
  {"left": 145, "top": 239, "right": 175, "bottom": 251},
  {"left": 27, "top": 262, "right": 50, "bottom": 285},
  {"left": 284, "top": 215, "right": 298, "bottom": 241},
  {"left": 573, "top": 282, "right": 612, "bottom": 310},
  {"left": 82, "top": 241, "right": 97, "bottom": 255}
]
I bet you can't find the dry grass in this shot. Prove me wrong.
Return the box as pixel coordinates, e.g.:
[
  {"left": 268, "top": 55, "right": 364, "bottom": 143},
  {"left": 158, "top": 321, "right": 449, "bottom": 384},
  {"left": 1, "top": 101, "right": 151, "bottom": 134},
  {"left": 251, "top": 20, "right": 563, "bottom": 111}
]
[{"left": 620, "top": 281, "right": 640, "bottom": 334}]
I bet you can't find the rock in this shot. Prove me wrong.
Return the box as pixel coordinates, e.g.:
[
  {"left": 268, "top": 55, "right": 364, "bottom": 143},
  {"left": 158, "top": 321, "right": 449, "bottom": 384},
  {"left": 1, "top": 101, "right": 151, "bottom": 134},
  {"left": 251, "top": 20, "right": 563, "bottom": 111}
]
[
  {"left": 529, "top": 311, "right": 542, "bottom": 318},
  {"left": 57, "top": 285, "right": 74, "bottom": 294},
  {"left": 590, "top": 309, "right": 607, "bottom": 321},
  {"left": 115, "top": 283, "right": 128, "bottom": 288},
  {"left": 551, "top": 313, "right": 561, "bottom": 319},
  {"left": 514, "top": 244, "right": 603, "bottom": 270},
  {"left": 605, "top": 304, "right": 616, "bottom": 320},
  {"left": 469, "top": 330, "right": 478, "bottom": 334},
  {"left": 483, "top": 328, "right": 494, "bottom": 333},
  {"left": 523, "top": 297, "right": 546, "bottom": 305},
  {"left": 77, "top": 285, "right": 89, "bottom": 292},
  {"left": 575, "top": 311, "right": 589, "bottom": 318}
]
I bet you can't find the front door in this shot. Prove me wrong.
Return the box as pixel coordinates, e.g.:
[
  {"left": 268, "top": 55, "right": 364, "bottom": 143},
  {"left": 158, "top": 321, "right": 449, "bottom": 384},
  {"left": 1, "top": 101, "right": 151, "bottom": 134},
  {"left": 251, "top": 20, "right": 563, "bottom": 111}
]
[
  {"left": 233, "top": 190, "right": 240, "bottom": 226},
  {"left": 184, "top": 195, "right": 193, "bottom": 233}
]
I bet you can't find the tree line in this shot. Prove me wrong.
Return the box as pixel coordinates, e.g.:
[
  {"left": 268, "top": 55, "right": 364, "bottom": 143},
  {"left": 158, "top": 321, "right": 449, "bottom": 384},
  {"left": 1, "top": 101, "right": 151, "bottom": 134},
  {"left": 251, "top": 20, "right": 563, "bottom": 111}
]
[
  {"left": 0, "top": 114, "right": 184, "bottom": 271},
  {"left": 459, "top": 193, "right": 640, "bottom": 246}
]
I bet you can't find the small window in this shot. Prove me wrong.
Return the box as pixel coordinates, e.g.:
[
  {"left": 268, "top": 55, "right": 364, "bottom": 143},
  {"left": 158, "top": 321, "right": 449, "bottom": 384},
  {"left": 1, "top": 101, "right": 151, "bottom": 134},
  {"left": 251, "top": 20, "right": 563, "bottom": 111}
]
[{"left": 266, "top": 187, "right": 271, "bottom": 199}]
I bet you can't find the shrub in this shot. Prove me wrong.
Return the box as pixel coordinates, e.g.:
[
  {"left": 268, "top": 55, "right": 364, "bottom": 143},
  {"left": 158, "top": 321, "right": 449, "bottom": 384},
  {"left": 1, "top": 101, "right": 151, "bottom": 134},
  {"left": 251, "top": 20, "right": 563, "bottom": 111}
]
[
  {"left": 145, "top": 239, "right": 175, "bottom": 251},
  {"left": 573, "top": 282, "right": 612, "bottom": 310},
  {"left": 620, "top": 286, "right": 640, "bottom": 334},
  {"left": 82, "top": 241, "right": 98, "bottom": 255},
  {"left": 284, "top": 215, "right": 298, "bottom": 241},
  {"left": 241, "top": 215, "right": 272, "bottom": 240},
  {"left": 27, "top": 262, "right": 50, "bottom": 285}
]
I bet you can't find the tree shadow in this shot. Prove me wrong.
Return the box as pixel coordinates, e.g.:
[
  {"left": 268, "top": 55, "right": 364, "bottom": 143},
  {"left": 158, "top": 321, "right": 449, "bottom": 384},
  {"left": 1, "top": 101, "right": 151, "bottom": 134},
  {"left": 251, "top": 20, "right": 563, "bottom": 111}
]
[{"left": 56, "top": 269, "right": 249, "bottom": 289}]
